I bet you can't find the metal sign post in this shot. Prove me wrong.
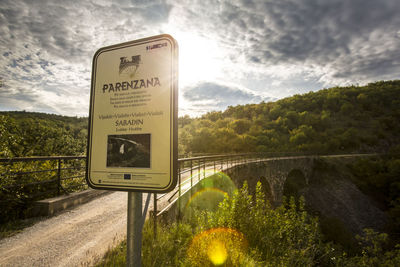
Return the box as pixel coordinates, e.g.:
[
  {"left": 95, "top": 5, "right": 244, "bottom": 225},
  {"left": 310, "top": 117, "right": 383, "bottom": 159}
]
[
  {"left": 126, "top": 192, "right": 151, "bottom": 267},
  {"left": 127, "top": 192, "right": 142, "bottom": 266},
  {"left": 87, "top": 34, "right": 178, "bottom": 266}
]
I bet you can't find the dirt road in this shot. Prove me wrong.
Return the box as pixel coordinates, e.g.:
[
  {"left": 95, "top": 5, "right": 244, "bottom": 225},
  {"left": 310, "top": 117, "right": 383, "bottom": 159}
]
[
  {"left": 0, "top": 191, "right": 154, "bottom": 267},
  {"left": 0, "top": 162, "right": 218, "bottom": 267}
]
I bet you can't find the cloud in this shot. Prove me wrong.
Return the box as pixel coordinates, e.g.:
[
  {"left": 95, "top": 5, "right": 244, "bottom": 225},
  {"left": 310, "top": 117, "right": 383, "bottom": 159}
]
[
  {"left": 0, "top": 0, "right": 399, "bottom": 117},
  {"left": 172, "top": 0, "right": 400, "bottom": 85},
  {"left": 217, "top": 0, "right": 399, "bottom": 59},
  {"left": 182, "top": 82, "right": 275, "bottom": 116},
  {"left": 0, "top": 0, "right": 173, "bottom": 115},
  {"left": 184, "top": 82, "right": 261, "bottom": 103}
]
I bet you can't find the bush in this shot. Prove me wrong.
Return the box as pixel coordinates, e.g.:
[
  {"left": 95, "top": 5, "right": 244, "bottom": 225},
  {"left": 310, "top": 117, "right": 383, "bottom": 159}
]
[
  {"left": 96, "top": 182, "right": 400, "bottom": 266},
  {"left": 336, "top": 229, "right": 400, "bottom": 266},
  {"left": 195, "top": 182, "right": 327, "bottom": 266}
]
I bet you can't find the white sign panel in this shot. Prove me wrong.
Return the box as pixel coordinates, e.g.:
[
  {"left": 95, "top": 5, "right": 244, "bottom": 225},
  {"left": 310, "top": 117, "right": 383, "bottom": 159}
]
[{"left": 87, "top": 34, "right": 178, "bottom": 192}]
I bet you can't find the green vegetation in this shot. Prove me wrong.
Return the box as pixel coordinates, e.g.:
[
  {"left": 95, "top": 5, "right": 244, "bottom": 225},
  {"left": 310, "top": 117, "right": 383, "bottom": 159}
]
[
  {"left": 281, "top": 155, "right": 400, "bottom": 253},
  {"left": 0, "top": 111, "right": 87, "bottom": 157},
  {"left": 179, "top": 80, "right": 400, "bottom": 155},
  {"left": 1, "top": 81, "right": 399, "bottom": 158},
  {"left": 96, "top": 182, "right": 400, "bottom": 266},
  {"left": 0, "top": 111, "right": 88, "bottom": 225},
  {"left": 0, "top": 157, "right": 86, "bottom": 224},
  {"left": 347, "top": 156, "right": 400, "bottom": 242},
  {"left": 1, "top": 80, "right": 399, "bottom": 250}
]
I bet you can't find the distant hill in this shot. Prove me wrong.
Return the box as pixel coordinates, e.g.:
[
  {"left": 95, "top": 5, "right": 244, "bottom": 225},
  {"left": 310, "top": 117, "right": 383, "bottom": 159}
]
[
  {"left": 0, "top": 111, "right": 88, "bottom": 157},
  {"left": 179, "top": 80, "right": 400, "bottom": 155},
  {"left": 1, "top": 80, "right": 399, "bottom": 157}
]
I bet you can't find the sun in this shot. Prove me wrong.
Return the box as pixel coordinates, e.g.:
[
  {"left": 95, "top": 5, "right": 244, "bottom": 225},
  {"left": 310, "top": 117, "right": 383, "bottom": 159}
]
[{"left": 161, "top": 26, "right": 226, "bottom": 87}]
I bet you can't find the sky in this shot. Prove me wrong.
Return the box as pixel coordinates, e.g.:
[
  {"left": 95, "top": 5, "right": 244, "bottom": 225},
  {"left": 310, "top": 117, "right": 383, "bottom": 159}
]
[{"left": 0, "top": 0, "right": 399, "bottom": 117}]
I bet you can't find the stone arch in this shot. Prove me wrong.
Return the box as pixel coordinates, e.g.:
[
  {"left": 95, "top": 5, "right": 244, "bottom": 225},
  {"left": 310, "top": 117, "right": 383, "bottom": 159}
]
[
  {"left": 225, "top": 158, "right": 315, "bottom": 207},
  {"left": 259, "top": 176, "right": 273, "bottom": 204},
  {"left": 283, "top": 169, "right": 307, "bottom": 200}
]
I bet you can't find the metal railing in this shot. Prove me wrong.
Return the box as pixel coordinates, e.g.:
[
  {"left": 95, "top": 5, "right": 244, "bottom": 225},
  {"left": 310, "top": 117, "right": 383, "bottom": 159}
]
[
  {"left": 147, "top": 153, "right": 262, "bottom": 237},
  {"left": 0, "top": 151, "right": 374, "bottom": 201},
  {"left": 0, "top": 152, "right": 308, "bottom": 206},
  {"left": 0, "top": 152, "right": 380, "bottom": 224},
  {"left": 152, "top": 152, "right": 383, "bottom": 221},
  {"left": 0, "top": 153, "right": 274, "bottom": 207},
  {"left": 0, "top": 156, "right": 87, "bottom": 201},
  {"left": 153, "top": 153, "right": 264, "bottom": 221}
]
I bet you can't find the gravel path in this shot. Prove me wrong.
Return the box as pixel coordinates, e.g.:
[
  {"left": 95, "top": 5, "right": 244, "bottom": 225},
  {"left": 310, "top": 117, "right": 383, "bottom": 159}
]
[
  {"left": 0, "top": 191, "right": 156, "bottom": 267},
  {"left": 0, "top": 163, "right": 215, "bottom": 267}
]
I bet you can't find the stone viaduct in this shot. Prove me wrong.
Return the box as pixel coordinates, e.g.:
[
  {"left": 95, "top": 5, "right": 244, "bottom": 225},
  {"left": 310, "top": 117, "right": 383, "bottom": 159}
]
[
  {"left": 224, "top": 156, "right": 315, "bottom": 206},
  {"left": 159, "top": 154, "right": 377, "bottom": 222}
]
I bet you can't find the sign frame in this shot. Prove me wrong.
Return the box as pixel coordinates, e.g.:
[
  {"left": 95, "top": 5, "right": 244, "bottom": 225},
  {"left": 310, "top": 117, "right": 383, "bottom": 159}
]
[{"left": 86, "top": 34, "right": 178, "bottom": 193}]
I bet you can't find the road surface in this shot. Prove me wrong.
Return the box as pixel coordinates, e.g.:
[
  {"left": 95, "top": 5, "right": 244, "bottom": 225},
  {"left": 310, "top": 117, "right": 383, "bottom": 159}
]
[
  {"left": 0, "top": 163, "right": 221, "bottom": 267},
  {"left": 0, "top": 192, "right": 133, "bottom": 266}
]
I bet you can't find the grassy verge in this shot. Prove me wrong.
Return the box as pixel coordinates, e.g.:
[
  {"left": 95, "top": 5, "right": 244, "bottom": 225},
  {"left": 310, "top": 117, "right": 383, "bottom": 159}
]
[{"left": 96, "top": 222, "right": 193, "bottom": 267}]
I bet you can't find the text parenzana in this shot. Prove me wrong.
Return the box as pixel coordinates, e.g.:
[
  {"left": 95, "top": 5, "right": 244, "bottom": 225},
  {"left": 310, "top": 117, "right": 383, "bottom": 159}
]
[{"left": 102, "top": 77, "right": 161, "bottom": 93}]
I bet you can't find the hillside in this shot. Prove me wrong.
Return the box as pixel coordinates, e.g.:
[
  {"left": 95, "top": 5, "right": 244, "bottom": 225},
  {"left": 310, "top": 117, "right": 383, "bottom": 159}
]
[
  {"left": 1, "top": 80, "right": 399, "bottom": 157},
  {"left": 0, "top": 111, "right": 88, "bottom": 157},
  {"left": 179, "top": 80, "right": 400, "bottom": 155}
]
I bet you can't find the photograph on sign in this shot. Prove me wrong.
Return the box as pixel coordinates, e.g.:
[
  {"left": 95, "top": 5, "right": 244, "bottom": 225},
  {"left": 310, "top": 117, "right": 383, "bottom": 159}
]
[
  {"left": 106, "top": 133, "right": 151, "bottom": 168},
  {"left": 86, "top": 34, "right": 178, "bottom": 192}
]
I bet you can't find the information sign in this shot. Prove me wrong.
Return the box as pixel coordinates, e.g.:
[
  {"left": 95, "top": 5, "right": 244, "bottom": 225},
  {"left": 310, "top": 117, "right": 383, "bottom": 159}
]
[{"left": 86, "top": 34, "right": 178, "bottom": 192}]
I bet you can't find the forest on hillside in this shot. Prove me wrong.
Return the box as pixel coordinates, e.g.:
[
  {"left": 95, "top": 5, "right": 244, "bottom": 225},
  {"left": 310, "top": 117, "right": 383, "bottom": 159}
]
[
  {"left": 0, "top": 111, "right": 87, "bottom": 158},
  {"left": 0, "top": 112, "right": 88, "bottom": 223},
  {"left": 179, "top": 80, "right": 400, "bottom": 155},
  {"left": 0, "top": 80, "right": 399, "bottom": 158}
]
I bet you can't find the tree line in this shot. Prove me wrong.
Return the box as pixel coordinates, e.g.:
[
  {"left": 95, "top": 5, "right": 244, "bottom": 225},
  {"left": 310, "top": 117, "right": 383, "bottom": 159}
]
[
  {"left": 179, "top": 80, "right": 400, "bottom": 155},
  {"left": 1, "top": 80, "right": 399, "bottom": 158},
  {"left": 0, "top": 111, "right": 87, "bottom": 158}
]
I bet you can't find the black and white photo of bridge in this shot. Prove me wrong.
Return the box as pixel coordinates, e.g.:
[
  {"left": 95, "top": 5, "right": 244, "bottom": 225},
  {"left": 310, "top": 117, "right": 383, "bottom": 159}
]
[{"left": 106, "top": 133, "right": 150, "bottom": 168}]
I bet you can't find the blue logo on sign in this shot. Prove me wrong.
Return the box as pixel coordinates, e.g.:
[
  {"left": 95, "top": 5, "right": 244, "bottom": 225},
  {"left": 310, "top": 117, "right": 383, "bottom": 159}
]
[{"left": 124, "top": 174, "right": 131, "bottom": 180}]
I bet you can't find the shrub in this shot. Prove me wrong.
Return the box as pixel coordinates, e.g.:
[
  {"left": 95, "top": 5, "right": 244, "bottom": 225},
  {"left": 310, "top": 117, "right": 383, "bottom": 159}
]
[
  {"left": 96, "top": 182, "right": 400, "bottom": 266},
  {"left": 194, "top": 182, "right": 328, "bottom": 266}
]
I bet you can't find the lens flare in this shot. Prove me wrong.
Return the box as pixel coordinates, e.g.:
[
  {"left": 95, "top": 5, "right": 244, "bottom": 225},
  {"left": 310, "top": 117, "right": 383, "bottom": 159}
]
[
  {"left": 194, "top": 171, "right": 236, "bottom": 195},
  {"left": 207, "top": 240, "right": 227, "bottom": 265},
  {"left": 189, "top": 169, "right": 223, "bottom": 182},
  {"left": 187, "top": 228, "right": 248, "bottom": 266},
  {"left": 186, "top": 187, "right": 228, "bottom": 211},
  {"left": 182, "top": 172, "right": 237, "bottom": 217}
]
